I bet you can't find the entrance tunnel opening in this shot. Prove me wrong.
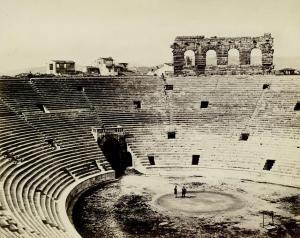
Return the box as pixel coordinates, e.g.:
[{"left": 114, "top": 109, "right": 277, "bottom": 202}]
[{"left": 99, "top": 137, "right": 132, "bottom": 177}]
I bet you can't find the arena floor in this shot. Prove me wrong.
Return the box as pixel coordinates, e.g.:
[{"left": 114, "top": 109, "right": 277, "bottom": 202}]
[
  {"left": 73, "top": 170, "right": 300, "bottom": 238},
  {"left": 155, "top": 191, "right": 244, "bottom": 216}
]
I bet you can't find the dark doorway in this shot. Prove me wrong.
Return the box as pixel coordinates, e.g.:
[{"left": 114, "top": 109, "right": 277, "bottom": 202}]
[
  {"left": 192, "top": 155, "right": 200, "bottom": 165},
  {"left": 165, "top": 84, "right": 174, "bottom": 90},
  {"left": 125, "top": 151, "right": 133, "bottom": 167},
  {"left": 77, "top": 86, "right": 85, "bottom": 92},
  {"left": 36, "top": 103, "right": 46, "bottom": 112},
  {"left": 200, "top": 101, "right": 209, "bottom": 108},
  {"left": 148, "top": 155, "right": 155, "bottom": 165},
  {"left": 294, "top": 102, "right": 300, "bottom": 111},
  {"left": 239, "top": 133, "right": 249, "bottom": 141},
  {"left": 100, "top": 137, "right": 131, "bottom": 177},
  {"left": 133, "top": 100, "right": 141, "bottom": 109},
  {"left": 263, "top": 84, "right": 270, "bottom": 90},
  {"left": 263, "top": 160, "right": 275, "bottom": 171},
  {"left": 168, "top": 131, "right": 176, "bottom": 139}
]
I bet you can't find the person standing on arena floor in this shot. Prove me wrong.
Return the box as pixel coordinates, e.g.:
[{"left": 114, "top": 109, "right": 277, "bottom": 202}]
[
  {"left": 174, "top": 185, "right": 178, "bottom": 198},
  {"left": 182, "top": 186, "right": 187, "bottom": 198}
]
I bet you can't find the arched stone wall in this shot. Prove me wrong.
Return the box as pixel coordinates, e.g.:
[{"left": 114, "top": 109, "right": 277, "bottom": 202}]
[
  {"left": 250, "top": 48, "right": 263, "bottom": 65},
  {"left": 206, "top": 50, "right": 217, "bottom": 66},
  {"left": 184, "top": 50, "right": 196, "bottom": 68},
  {"left": 228, "top": 49, "right": 240, "bottom": 65},
  {"left": 98, "top": 134, "right": 130, "bottom": 177},
  {"left": 171, "top": 33, "right": 274, "bottom": 75}
]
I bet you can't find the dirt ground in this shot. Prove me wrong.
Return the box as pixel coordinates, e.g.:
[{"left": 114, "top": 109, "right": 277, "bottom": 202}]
[{"left": 72, "top": 170, "right": 300, "bottom": 238}]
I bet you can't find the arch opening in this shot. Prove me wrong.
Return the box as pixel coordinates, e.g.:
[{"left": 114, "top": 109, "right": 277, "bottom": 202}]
[
  {"left": 99, "top": 136, "right": 131, "bottom": 177},
  {"left": 184, "top": 50, "right": 195, "bottom": 68},
  {"left": 250, "top": 48, "right": 262, "bottom": 65},
  {"left": 206, "top": 50, "right": 217, "bottom": 66},
  {"left": 125, "top": 151, "right": 133, "bottom": 167},
  {"left": 228, "top": 49, "right": 240, "bottom": 65}
]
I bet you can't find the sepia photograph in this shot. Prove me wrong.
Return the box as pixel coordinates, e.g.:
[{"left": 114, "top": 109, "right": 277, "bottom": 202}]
[{"left": 0, "top": 0, "right": 299, "bottom": 237}]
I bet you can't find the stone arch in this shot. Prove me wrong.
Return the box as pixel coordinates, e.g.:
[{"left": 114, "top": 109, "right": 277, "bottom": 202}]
[
  {"left": 98, "top": 135, "right": 131, "bottom": 177},
  {"left": 184, "top": 50, "right": 195, "bottom": 67},
  {"left": 206, "top": 50, "right": 217, "bottom": 66},
  {"left": 172, "top": 34, "right": 273, "bottom": 75},
  {"left": 125, "top": 151, "right": 133, "bottom": 167},
  {"left": 228, "top": 48, "right": 240, "bottom": 65},
  {"left": 250, "top": 48, "right": 262, "bottom": 65}
]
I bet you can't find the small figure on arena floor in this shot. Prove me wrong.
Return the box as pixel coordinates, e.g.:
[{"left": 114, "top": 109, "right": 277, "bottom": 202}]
[
  {"left": 182, "top": 186, "right": 187, "bottom": 198},
  {"left": 174, "top": 185, "right": 178, "bottom": 198}
]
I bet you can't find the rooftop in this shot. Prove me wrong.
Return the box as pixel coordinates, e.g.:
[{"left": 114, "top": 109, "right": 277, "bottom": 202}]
[
  {"left": 100, "top": 57, "right": 114, "bottom": 61},
  {"left": 51, "top": 60, "right": 75, "bottom": 64}
]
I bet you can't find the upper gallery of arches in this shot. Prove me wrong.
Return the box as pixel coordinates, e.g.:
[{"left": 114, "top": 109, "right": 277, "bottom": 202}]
[
  {"left": 171, "top": 33, "right": 274, "bottom": 75},
  {"left": 184, "top": 50, "right": 195, "bottom": 68},
  {"left": 228, "top": 48, "right": 240, "bottom": 65}
]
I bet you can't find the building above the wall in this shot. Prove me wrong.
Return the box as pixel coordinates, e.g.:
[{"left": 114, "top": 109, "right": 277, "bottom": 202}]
[
  {"left": 83, "top": 66, "right": 100, "bottom": 75},
  {"left": 115, "top": 63, "right": 129, "bottom": 75},
  {"left": 92, "top": 57, "right": 129, "bottom": 76},
  {"left": 277, "top": 68, "right": 299, "bottom": 75},
  {"left": 47, "top": 60, "right": 76, "bottom": 75},
  {"left": 171, "top": 33, "right": 274, "bottom": 76},
  {"left": 147, "top": 63, "right": 174, "bottom": 77},
  {"left": 94, "top": 57, "right": 118, "bottom": 76}
]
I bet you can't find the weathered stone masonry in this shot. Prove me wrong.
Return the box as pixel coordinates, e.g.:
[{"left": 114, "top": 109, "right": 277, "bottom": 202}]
[{"left": 171, "top": 33, "right": 274, "bottom": 75}]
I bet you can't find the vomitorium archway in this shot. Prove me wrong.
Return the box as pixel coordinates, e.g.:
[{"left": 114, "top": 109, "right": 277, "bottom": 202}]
[{"left": 171, "top": 33, "right": 274, "bottom": 75}]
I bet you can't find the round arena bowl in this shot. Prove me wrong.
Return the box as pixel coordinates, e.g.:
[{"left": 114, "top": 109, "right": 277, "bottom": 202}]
[{"left": 155, "top": 191, "right": 244, "bottom": 216}]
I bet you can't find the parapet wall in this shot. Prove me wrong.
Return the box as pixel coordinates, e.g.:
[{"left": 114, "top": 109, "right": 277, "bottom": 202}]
[
  {"left": 171, "top": 33, "right": 274, "bottom": 75},
  {"left": 63, "top": 171, "right": 115, "bottom": 237}
]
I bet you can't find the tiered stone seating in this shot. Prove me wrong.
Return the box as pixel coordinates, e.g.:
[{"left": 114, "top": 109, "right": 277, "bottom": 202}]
[
  {"left": 0, "top": 79, "right": 44, "bottom": 113},
  {"left": 0, "top": 102, "right": 60, "bottom": 236},
  {"left": 25, "top": 111, "right": 112, "bottom": 175},
  {"left": 0, "top": 75, "right": 299, "bottom": 237},
  {"left": 31, "top": 76, "right": 167, "bottom": 114},
  {"left": 62, "top": 75, "right": 298, "bottom": 182},
  {"left": 0, "top": 100, "right": 113, "bottom": 237},
  {"left": 30, "top": 78, "right": 90, "bottom": 111}
]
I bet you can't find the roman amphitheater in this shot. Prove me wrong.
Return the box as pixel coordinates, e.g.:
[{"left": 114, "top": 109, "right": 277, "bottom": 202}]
[{"left": 0, "top": 35, "right": 299, "bottom": 238}]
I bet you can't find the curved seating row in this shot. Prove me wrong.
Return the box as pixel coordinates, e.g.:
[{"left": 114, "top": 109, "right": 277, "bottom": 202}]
[
  {"left": 0, "top": 75, "right": 299, "bottom": 237},
  {"left": 0, "top": 100, "right": 113, "bottom": 237}
]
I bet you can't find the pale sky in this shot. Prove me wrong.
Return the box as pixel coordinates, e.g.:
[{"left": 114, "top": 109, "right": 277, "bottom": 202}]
[{"left": 0, "top": 0, "right": 299, "bottom": 74}]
